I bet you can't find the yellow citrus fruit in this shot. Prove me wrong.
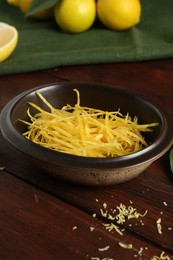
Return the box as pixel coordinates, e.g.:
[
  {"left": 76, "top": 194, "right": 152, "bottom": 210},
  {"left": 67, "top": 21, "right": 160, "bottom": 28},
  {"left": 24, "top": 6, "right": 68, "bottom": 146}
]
[
  {"left": 54, "top": 0, "right": 96, "bottom": 33},
  {"left": 0, "top": 22, "right": 18, "bottom": 62},
  {"left": 97, "top": 0, "right": 141, "bottom": 31},
  {"left": 18, "top": 0, "right": 53, "bottom": 20}
]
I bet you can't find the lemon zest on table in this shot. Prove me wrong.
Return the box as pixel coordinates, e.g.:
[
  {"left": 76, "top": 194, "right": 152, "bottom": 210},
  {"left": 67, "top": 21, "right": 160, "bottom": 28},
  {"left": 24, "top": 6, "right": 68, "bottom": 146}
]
[
  {"left": 118, "top": 242, "right": 133, "bottom": 249},
  {"left": 20, "top": 89, "right": 158, "bottom": 158},
  {"left": 156, "top": 218, "right": 163, "bottom": 235},
  {"left": 151, "top": 251, "right": 171, "bottom": 260}
]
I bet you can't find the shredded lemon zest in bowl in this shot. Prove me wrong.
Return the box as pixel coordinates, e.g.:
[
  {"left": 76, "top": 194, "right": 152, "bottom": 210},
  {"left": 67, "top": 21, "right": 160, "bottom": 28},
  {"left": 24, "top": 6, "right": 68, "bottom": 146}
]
[{"left": 20, "top": 89, "right": 158, "bottom": 158}]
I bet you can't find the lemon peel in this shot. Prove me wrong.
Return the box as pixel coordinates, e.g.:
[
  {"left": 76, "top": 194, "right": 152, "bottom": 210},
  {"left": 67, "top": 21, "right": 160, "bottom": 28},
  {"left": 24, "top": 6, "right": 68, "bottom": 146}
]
[{"left": 0, "top": 22, "right": 18, "bottom": 63}]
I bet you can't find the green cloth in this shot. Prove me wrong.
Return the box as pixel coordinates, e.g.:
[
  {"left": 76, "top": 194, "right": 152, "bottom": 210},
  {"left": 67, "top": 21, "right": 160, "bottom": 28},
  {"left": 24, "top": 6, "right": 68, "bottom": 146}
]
[{"left": 0, "top": 0, "right": 173, "bottom": 75}]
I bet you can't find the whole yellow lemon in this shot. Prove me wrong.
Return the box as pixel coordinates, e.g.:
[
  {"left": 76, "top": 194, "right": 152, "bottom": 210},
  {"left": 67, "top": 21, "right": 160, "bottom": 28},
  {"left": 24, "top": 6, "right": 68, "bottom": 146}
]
[
  {"left": 54, "top": 0, "right": 96, "bottom": 33},
  {"left": 97, "top": 0, "right": 141, "bottom": 31}
]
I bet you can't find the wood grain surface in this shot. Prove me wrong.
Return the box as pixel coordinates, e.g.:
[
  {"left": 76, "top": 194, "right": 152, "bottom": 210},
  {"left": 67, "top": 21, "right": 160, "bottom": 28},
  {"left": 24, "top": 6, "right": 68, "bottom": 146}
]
[{"left": 0, "top": 59, "right": 173, "bottom": 260}]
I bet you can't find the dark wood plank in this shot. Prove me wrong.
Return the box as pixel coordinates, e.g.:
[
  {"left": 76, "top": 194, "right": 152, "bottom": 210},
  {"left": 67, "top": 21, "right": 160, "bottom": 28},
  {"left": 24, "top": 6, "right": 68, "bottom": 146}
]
[
  {"left": 46, "top": 60, "right": 173, "bottom": 113},
  {"left": 1, "top": 171, "right": 173, "bottom": 260},
  {"left": 1, "top": 131, "right": 173, "bottom": 256}
]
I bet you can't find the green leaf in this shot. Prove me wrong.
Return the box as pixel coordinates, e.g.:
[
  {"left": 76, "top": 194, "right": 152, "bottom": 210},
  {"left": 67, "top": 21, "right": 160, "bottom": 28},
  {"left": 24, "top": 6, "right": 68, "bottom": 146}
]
[
  {"left": 170, "top": 149, "right": 173, "bottom": 173},
  {"left": 26, "top": 0, "right": 60, "bottom": 17}
]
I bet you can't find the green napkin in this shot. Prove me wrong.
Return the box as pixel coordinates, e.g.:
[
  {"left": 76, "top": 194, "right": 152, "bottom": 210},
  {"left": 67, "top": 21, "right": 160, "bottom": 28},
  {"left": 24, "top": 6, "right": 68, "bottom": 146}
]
[{"left": 0, "top": 0, "right": 173, "bottom": 75}]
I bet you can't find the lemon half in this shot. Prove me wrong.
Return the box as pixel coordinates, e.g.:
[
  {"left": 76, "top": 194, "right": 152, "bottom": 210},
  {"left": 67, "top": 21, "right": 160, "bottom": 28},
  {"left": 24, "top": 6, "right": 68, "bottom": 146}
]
[{"left": 0, "top": 22, "right": 18, "bottom": 62}]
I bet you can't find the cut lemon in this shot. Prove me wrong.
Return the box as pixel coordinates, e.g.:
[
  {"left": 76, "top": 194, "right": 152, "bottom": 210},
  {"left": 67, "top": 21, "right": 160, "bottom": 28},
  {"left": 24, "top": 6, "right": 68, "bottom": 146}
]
[{"left": 0, "top": 22, "right": 18, "bottom": 62}]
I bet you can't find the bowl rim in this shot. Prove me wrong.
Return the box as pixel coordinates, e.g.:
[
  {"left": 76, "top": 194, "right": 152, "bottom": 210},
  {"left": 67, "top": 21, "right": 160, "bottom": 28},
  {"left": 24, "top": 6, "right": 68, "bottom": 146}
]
[{"left": 1, "top": 82, "right": 173, "bottom": 169}]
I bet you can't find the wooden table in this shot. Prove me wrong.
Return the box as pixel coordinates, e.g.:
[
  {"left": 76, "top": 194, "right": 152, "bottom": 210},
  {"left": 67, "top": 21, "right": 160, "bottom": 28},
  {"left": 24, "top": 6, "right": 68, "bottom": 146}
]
[{"left": 0, "top": 59, "right": 173, "bottom": 260}]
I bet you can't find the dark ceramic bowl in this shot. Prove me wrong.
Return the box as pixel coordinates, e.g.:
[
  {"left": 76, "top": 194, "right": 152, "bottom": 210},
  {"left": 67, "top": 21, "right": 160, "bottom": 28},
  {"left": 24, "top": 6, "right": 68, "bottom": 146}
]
[{"left": 0, "top": 82, "right": 173, "bottom": 186}]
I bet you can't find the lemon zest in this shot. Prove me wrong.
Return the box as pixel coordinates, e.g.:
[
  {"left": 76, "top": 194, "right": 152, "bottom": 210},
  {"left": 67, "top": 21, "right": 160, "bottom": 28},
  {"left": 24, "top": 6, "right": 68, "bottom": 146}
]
[
  {"left": 151, "top": 251, "right": 171, "bottom": 260},
  {"left": 118, "top": 242, "right": 133, "bottom": 249},
  {"left": 20, "top": 89, "right": 158, "bottom": 158}
]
